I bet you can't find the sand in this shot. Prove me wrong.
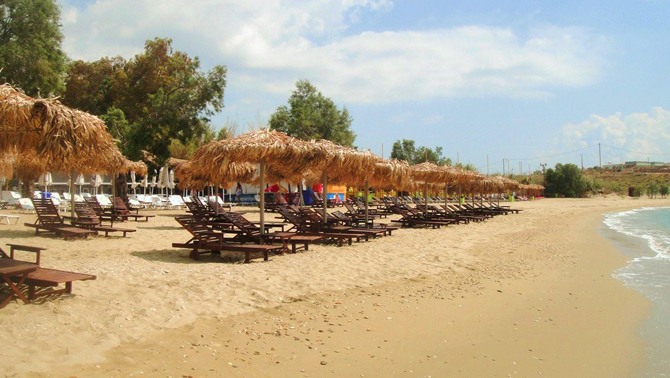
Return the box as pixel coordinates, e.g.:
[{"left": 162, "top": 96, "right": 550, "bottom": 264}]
[{"left": 1, "top": 196, "right": 667, "bottom": 377}]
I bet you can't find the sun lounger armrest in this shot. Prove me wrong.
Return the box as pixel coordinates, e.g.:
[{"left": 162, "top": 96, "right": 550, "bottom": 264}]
[{"left": 6, "top": 244, "right": 47, "bottom": 265}]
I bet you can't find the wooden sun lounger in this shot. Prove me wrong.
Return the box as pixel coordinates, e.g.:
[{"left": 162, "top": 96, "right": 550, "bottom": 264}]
[
  {"left": 277, "top": 207, "right": 367, "bottom": 246},
  {"left": 388, "top": 205, "right": 455, "bottom": 229},
  {"left": 174, "top": 216, "right": 284, "bottom": 263},
  {"left": 113, "top": 197, "right": 155, "bottom": 221},
  {"left": 1, "top": 244, "right": 96, "bottom": 303},
  {"left": 264, "top": 233, "right": 323, "bottom": 254},
  {"left": 74, "top": 204, "right": 136, "bottom": 237},
  {"left": 171, "top": 240, "right": 282, "bottom": 263},
  {"left": 25, "top": 198, "right": 97, "bottom": 239}
]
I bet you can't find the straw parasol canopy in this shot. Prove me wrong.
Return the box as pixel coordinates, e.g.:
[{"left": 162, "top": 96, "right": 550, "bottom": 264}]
[
  {"left": 173, "top": 158, "right": 256, "bottom": 190},
  {"left": 410, "top": 162, "right": 454, "bottom": 184},
  {"left": 190, "top": 128, "right": 327, "bottom": 184},
  {"left": 190, "top": 128, "right": 329, "bottom": 233},
  {"left": 0, "top": 84, "right": 124, "bottom": 173},
  {"left": 307, "top": 139, "right": 379, "bottom": 185},
  {"left": 367, "top": 158, "right": 412, "bottom": 190}
]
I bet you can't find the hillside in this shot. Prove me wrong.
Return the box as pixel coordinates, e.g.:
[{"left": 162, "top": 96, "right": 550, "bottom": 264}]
[{"left": 584, "top": 167, "right": 670, "bottom": 195}]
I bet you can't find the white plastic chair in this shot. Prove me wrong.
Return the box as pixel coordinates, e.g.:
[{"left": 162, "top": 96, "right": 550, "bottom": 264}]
[
  {"left": 18, "top": 198, "right": 35, "bottom": 213},
  {"left": 168, "top": 195, "right": 185, "bottom": 209},
  {"left": 95, "top": 194, "right": 113, "bottom": 208}
]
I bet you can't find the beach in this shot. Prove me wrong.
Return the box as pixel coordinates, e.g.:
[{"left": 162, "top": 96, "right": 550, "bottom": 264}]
[{"left": 1, "top": 197, "right": 668, "bottom": 377}]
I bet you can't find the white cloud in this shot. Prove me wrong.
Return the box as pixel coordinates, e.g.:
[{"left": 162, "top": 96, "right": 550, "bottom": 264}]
[
  {"left": 558, "top": 107, "right": 670, "bottom": 161},
  {"left": 423, "top": 115, "right": 444, "bottom": 125},
  {"left": 59, "top": 0, "right": 609, "bottom": 105}
]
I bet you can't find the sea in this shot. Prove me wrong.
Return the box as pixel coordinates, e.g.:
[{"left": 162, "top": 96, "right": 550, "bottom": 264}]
[{"left": 603, "top": 207, "right": 670, "bottom": 377}]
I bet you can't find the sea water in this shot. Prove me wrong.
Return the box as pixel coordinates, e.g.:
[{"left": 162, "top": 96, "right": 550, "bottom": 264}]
[{"left": 603, "top": 207, "right": 670, "bottom": 377}]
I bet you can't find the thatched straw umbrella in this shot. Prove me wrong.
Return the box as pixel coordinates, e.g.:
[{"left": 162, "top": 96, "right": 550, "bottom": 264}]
[
  {"left": 307, "top": 140, "right": 379, "bottom": 224},
  {"left": 0, "top": 84, "right": 119, "bottom": 172},
  {"left": 173, "top": 158, "right": 255, "bottom": 197},
  {"left": 410, "top": 162, "right": 456, "bottom": 215},
  {"left": 0, "top": 84, "right": 140, "bottom": 215},
  {"left": 190, "top": 129, "right": 327, "bottom": 235},
  {"left": 367, "top": 159, "right": 412, "bottom": 191}
]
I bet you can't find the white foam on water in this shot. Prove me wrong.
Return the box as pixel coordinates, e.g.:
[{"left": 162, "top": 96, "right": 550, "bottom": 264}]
[
  {"left": 604, "top": 207, "right": 670, "bottom": 261},
  {"left": 604, "top": 207, "right": 670, "bottom": 377}
]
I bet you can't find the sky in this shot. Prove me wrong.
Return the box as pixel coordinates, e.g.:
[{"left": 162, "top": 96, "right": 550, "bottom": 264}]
[{"left": 58, "top": 0, "right": 670, "bottom": 174}]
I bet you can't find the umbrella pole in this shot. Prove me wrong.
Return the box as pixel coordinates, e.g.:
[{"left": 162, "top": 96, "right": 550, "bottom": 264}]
[
  {"left": 70, "top": 170, "right": 75, "bottom": 218},
  {"left": 364, "top": 179, "right": 370, "bottom": 228},
  {"left": 299, "top": 182, "right": 305, "bottom": 207},
  {"left": 424, "top": 181, "right": 428, "bottom": 217},
  {"left": 259, "top": 158, "right": 266, "bottom": 237},
  {"left": 112, "top": 173, "right": 116, "bottom": 210},
  {"left": 322, "top": 172, "right": 328, "bottom": 224},
  {"left": 458, "top": 185, "right": 462, "bottom": 211},
  {"left": 444, "top": 184, "right": 448, "bottom": 212}
]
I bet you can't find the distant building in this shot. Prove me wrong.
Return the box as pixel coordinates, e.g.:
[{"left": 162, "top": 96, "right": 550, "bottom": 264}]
[{"left": 624, "top": 161, "right": 668, "bottom": 168}]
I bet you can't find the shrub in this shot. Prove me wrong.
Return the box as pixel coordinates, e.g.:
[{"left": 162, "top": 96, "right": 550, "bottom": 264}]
[
  {"left": 659, "top": 184, "right": 669, "bottom": 198},
  {"left": 544, "top": 163, "right": 590, "bottom": 198},
  {"left": 647, "top": 182, "right": 660, "bottom": 198}
]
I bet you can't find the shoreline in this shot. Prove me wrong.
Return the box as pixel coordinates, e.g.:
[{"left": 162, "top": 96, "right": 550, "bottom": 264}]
[
  {"left": 2, "top": 197, "right": 667, "bottom": 377},
  {"left": 601, "top": 207, "right": 670, "bottom": 378}
]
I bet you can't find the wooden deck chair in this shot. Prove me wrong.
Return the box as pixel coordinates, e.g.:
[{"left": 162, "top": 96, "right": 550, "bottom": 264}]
[
  {"left": 1, "top": 244, "right": 95, "bottom": 301},
  {"left": 172, "top": 216, "right": 283, "bottom": 263},
  {"left": 74, "top": 203, "right": 136, "bottom": 237},
  {"left": 24, "top": 198, "right": 97, "bottom": 239}
]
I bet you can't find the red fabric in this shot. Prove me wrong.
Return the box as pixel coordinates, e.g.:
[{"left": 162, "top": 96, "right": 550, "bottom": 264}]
[{"left": 312, "top": 184, "right": 323, "bottom": 193}]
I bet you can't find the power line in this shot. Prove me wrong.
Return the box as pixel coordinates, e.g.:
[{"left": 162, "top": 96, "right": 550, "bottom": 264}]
[
  {"left": 600, "top": 143, "right": 670, "bottom": 156},
  {"left": 506, "top": 144, "right": 598, "bottom": 162}
]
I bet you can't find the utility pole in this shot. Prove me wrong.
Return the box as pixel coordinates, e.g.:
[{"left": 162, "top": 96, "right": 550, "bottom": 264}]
[
  {"left": 519, "top": 162, "right": 522, "bottom": 177},
  {"left": 581, "top": 154, "right": 583, "bottom": 170},
  {"left": 457, "top": 152, "right": 460, "bottom": 165},
  {"left": 502, "top": 159, "right": 506, "bottom": 176},
  {"left": 599, "top": 143, "right": 602, "bottom": 168}
]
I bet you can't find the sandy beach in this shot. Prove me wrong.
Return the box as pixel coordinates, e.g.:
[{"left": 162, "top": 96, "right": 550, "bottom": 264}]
[{"left": 1, "top": 197, "right": 667, "bottom": 377}]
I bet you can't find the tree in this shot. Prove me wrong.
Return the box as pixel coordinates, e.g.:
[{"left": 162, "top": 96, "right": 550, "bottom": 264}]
[
  {"left": 269, "top": 79, "right": 355, "bottom": 146},
  {"left": 0, "top": 0, "right": 67, "bottom": 96},
  {"left": 62, "top": 38, "right": 227, "bottom": 166},
  {"left": 62, "top": 57, "right": 125, "bottom": 114},
  {"left": 390, "top": 139, "right": 452, "bottom": 166},
  {"left": 646, "top": 182, "right": 659, "bottom": 198},
  {"left": 544, "top": 163, "right": 590, "bottom": 198},
  {"left": 660, "top": 184, "right": 669, "bottom": 198}
]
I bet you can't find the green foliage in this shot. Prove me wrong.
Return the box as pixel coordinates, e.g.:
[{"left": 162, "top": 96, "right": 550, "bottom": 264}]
[
  {"left": 0, "top": 0, "right": 67, "bottom": 96},
  {"left": 62, "top": 38, "right": 227, "bottom": 166},
  {"left": 100, "top": 107, "right": 129, "bottom": 151},
  {"left": 390, "top": 139, "right": 453, "bottom": 166},
  {"left": 455, "top": 162, "right": 477, "bottom": 171},
  {"left": 646, "top": 182, "right": 659, "bottom": 198},
  {"left": 216, "top": 118, "right": 238, "bottom": 140},
  {"left": 168, "top": 124, "right": 217, "bottom": 160},
  {"left": 660, "top": 185, "right": 669, "bottom": 198},
  {"left": 269, "top": 80, "right": 355, "bottom": 146},
  {"left": 62, "top": 57, "right": 125, "bottom": 114},
  {"left": 631, "top": 186, "right": 642, "bottom": 198},
  {"left": 544, "top": 163, "right": 590, "bottom": 197},
  {"left": 606, "top": 182, "right": 625, "bottom": 195}
]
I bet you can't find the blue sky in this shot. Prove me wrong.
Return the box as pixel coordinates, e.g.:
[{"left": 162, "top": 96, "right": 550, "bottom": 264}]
[{"left": 59, "top": 0, "right": 670, "bottom": 174}]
